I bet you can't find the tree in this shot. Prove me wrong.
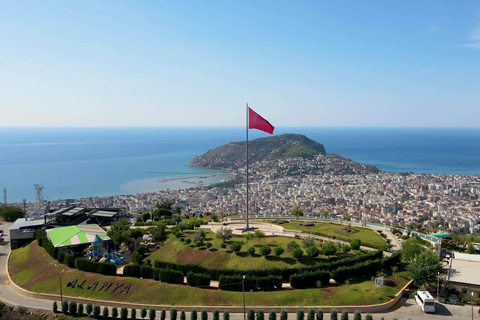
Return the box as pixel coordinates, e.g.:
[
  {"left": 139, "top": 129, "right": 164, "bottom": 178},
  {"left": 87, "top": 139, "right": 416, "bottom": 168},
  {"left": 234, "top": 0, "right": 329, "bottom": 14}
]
[
  {"left": 296, "top": 309, "right": 303, "bottom": 320},
  {"left": 302, "top": 236, "right": 315, "bottom": 248},
  {"left": 269, "top": 311, "right": 277, "bottom": 320},
  {"left": 121, "top": 308, "right": 128, "bottom": 320},
  {"left": 330, "top": 309, "right": 337, "bottom": 320},
  {"left": 287, "top": 241, "right": 300, "bottom": 252},
  {"left": 171, "top": 309, "right": 178, "bottom": 320},
  {"left": 254, "top": 230, "right": 265, "bottom": 243},
  {"left": 0, "top": 206, "right": 24, "bottom": 222},
  {"left": 260, "top": 245, "right": 272, "bottom": 256},
  {"left": 195, "top": 229, "right": 207, "bottom": 244},
  {"left": 201, "top": 309, "right": 208, "bottom": 320},
  {"left": 103, "top": 307, "right": 109, "bottom": 319},
  {"left": 93, "top": 305, "right": 101, "bottom": 319},
  {"left": 86, "top": 303, "right": 93, "bottom": 316},
  {"left": 132, "top": 308, "right": 137, "bottom": 320},
  {"left": 78, "top": 303, "right": 84, "bottom": 316},
  {"left": 247, "top": 247, "right": 256, "bottom": 256},
  {"left": 291, "top": 207, "right": 304, "bottom": 218},
  {"left": 401, "top": 238, "right": 424, "bottom": 262},
  {"left": 107, "top": 218, "right": 131, "bottom": 249},
  {"left": 141, "top": 308, "right": 147, "bottom": 319},
  {"left": 274, "top": 246, "right": 284, "bottom": 257},
  {"left": 151, "top": 224, "right": 168, "bottom": 242},
  {"left": 191, "top": 309, "right": 197, "bottom": 320},
  {"left": 112, "top": 307, "right": 119, "bottom": 319},
  {"left": 173, "top": 214, "right": 182, "bottom": 224},
  {"left": 149, "top": 309, "right": 156, "bottom": 320},
  {"left": 213, "top": 310, "right": 219, "bottom": 320},
  {"left": 177, "top": 221, "right": 189, "bottom": 232},
  {"left": 466, "top": 243, "right": 476, "bottom": 254},
  {"left": 281, "top": 310, "right": 288, "bottom": 320},
  {"left": 322, "top": 242, "right": 337, "bottom": 257},
  {"left": 210, "top": 213, "right": 219, "bottom": 222},
  {"left": 350, "top": 239, "right": 361, "bottom": 251},
  {"left": 306, "top": 246, "right": 320, "bottom": 258},
  {"left": 216, "top": 227, "right": 233, "bottom": 242},
  {"left": 245, "top": 232, "right": 254, "bottom": 244},
  {"left": 292, "top": 248, "right": 304, "bottom": 259},
  {"left": 407, "top": 251, "right": 442, "bottom": 287},
  {"left": 230, "top": 241, "right": 243, "bottom": 253},
  {"left": 52, "top": 302, "right": 58, "bottom": 313},
  {"left": 142, "top": 212, "right": 151, "bottom": 222},
  {"left": 340, "top": 310, "right": 348, "bottom": 320}
]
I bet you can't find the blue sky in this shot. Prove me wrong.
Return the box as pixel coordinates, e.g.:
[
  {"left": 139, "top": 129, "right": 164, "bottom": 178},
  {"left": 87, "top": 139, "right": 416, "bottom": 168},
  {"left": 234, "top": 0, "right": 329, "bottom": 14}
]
[{"left": 1, "top": 1, "right": 479, "bottom": 127}]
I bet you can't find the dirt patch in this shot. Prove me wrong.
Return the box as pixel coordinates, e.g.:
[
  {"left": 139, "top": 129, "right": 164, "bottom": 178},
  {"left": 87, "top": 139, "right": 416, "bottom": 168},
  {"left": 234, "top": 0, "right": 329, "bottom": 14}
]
[{"left": 177, "top": 248, "right": 214, "bottom": 265}]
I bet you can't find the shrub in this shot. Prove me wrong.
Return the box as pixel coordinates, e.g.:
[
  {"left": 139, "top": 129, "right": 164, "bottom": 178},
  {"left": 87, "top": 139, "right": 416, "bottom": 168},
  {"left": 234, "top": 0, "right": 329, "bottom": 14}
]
[
  {"left": 195, "top": 241, "right": 203, "bottom": 247},
  {"left": 191, "top": 309, "right": 197, "bottom": 320},
  {"left": 365, "top": 315, "right": 372, "bottom": 320},
  {"left": 62, "top": 300, "right": 68, "bottom": 314},
  {"left": 205, "top": 242, "right": 213, "bottom": 249},
  {"left": 213, "top": 310, "right": 219, "bottom": 320},
  {"left": 322, "top": 242, "right": 337, "bottom": 256},
  {"left": 69, "top": 301, "right": 77, "bottom": 316},
  {"left": 274, "top": 246, "right": 284, "bottom": 257},
  {"left": 171, "top": 309, "right": 178, "bottom": 320},
  {"left": 219, "top": 275, "right": 282, "bottom": 291},
  {"left": 287, "top": 241, "right": 300, "bottom": 252},
  {"left": 220, "top": 242, "right": 227, "bottom": 248},
  {"left": 223, "top": 311, "right": 230, "bottom": 320},
  {"left": 141, "top": 265, "right": 154, "bottom": 279},
  {"left": 316, "top": 310, "right": 323, "bottom": 320},
  {"left": 340, "top": 310, "right": 348, "bottom": 320},
  {"left": 93, "top": 305, "right": 101, "bottom": 319},
  {"left": 112, "top": 307, "right": 118, "bottom": 319},
  {"left": 353, "top": 311, "right": 361, "bottom": 320},
  {"left": 230, "top": 241, "right": 243, "bottom": 253},
  {"left": 187, "top": 272, "right": 211, "bottom": 287},
  {"left": 149, "top": 309, "right": 156, "bottom": 320},
  {"left": 124, "top": 264, "right": 142, "bottom": 278},
  {"left": 290, "top": 270, "right": 330, "bottom": 288},
  {"left": 350, "top": 239, "right": 361, "bottom": 251},
  {"left": 185, "top": 239, "right": 192, "bottom": 245},
  {"left": 52, "top": 302, "right": 58, "bottom": 313},
  {"left": 161, "top": 310, "right": 166, "bottom": 320},
  {"left": 306, "top": 246, "right": 320, "bottom": 258},
  {"left": 269, "top": 311, "right": 276, "bottom": 320},
  {"left": 74, "top": 258, "right": 116, "bottom": 275},
  {"left": 121, "top": 307, "right": 128, "bottom": 320},
  {"left": 141, "top": 307, "right": 147, "bottom": 319},
  {"left": 78, "top": 303, "right": 84, "bottom": 316},
  {"left": 86, "top": 303, "right": 93, "bottom": 316},
  {"left": 330, "top": 309, "right": 337, "bottom": 320},
  {"left": 248, "top": 309, "right": 255, "bottom": 320},
  {"left": 103, "top": 307, "right": 109, "bottom": 319},
  {"left": 132, "top": 308, "right": 137, "bottom": 320},
  {"left": 307, "top": 309, "right": 314, "bottom": 320},
  {"left": 201, "top": 309, "right": 208, "bottom": 320},
  {"left": 293, "top": 248, "right": 304, "bottom": 259},
  {"left": 296, "top": 309, "right": 304, "bottom": 320},
  {"left": 159, "top": 268, "right": 184, "bottom": 284},
  {"left": 247, "top": 247, "right": 256, "bottom": 256},
  {"left": 281, "top": 310, "right": 288, "bottom": 320},
  {"left": 302, "top": 236, "right": 315, "bottom": 248},
  {"left": 257, "top": 310, "right": 265, "bottom": 320},
  {"left": 57, "top": 251, "right": 65, "bottom": 264},
  {"left": 260, "top": 246, "right": 272, "bottom": 256}
]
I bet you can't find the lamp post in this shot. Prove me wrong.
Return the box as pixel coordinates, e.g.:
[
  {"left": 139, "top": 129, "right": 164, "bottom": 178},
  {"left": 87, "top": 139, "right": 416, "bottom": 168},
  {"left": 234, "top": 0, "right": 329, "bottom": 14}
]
[
  {"left": 471, "top": 291, "right": 474, "bottom": 320},
  {"left": 437, "top": 271, "right": 440, "bottom": 300},
  {"left": 22, "top": 199, "right": 26, "bottom": 218},
  {"left": 59, "top": 268, "right": 65, "bottom": 305},
  {"left": 242, "top": 275, "right": 246, "bottom": 320}
]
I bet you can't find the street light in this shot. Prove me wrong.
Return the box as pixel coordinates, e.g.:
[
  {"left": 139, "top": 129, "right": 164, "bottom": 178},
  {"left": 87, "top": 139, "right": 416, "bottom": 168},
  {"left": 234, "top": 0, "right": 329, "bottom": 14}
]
[
  {"left": 59, "top": 268, "right": 65, "bottom": 305},
  {"left": 23, "top": 199, "right": 26, "bottom": 219},
  {"left": 437, "top": 271, "right": 440, "bottom": 300},
  {"left": 242, "top": 275, "right": 246, "bottom": 320},
  {"left": 471, "top": 291, "right": 474, "bottom": 320}
]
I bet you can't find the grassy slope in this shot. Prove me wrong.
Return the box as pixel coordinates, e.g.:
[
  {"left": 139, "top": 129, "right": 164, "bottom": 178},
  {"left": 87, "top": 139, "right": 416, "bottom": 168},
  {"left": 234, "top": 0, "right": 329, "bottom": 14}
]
[
  {"left": 9, "top": 241, "right": 409, "bottom": 306},
  {"left": 274, "top": 221, "right": 388, "bottom": 250},
  {"left": 149, "top": 231, "right": 362, "bottom": 269}
]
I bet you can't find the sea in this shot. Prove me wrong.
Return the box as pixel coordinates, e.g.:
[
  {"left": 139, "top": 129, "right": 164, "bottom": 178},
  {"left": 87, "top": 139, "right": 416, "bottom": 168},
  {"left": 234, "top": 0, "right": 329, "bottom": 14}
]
[{"left": 1, "top": 127, "right": 480, "bottom": 203}]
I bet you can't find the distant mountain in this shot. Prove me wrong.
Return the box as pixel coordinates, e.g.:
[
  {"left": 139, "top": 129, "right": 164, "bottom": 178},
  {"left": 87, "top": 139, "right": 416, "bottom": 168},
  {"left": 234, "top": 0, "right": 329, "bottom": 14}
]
[{"left": 188, "top": 133, "right": 326, "bottom": 169}]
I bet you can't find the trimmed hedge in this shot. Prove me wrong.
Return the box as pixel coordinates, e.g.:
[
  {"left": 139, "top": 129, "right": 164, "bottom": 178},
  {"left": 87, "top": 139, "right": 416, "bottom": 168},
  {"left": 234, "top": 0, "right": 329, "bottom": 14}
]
[
  {"left": 187, "top": 272, "right": 211, "bottom": 287},
  {"left": 159, "top": 268, "right": 184, "bottom": 284},
  {"left": 331, "top": 259, "right": 382, "bottom": 283},
  {"left": 41, "top": 237, "right": 58, "bottom": 260},
  {"left": 154, "top": 250, "right": 383, "bottom": 281},
  {"left": 381, "top": 252, "right": 401, "bottom": 270},
  {"left": 289, "top": 270, "right": 330, "bottom": 289},
  {"left": 218, "top": 275, "right": 282, "bottom": 291},
  {"left": 74, "top": 258, "right": 117, "bottom": 276}
]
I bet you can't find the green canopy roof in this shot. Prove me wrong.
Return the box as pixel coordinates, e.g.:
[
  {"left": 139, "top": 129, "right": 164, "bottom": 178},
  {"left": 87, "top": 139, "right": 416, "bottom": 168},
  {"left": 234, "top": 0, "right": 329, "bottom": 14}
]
[
  {"left": 433, "top": 232, "right": 452, "bottom": 239},
  {"left": 46, "top": 224, "right": 110, "bottom": 247}
]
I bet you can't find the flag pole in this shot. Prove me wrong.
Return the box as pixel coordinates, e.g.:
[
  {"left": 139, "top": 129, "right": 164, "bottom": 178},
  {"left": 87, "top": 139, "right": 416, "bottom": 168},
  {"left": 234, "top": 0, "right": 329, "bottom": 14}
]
[{"left": 246, "top": 103, "right": 250, "bottom": 230}]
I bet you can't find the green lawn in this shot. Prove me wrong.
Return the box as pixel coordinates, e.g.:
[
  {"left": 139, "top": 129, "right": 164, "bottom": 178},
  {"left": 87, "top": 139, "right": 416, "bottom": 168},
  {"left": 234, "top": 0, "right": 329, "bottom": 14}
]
[
  {"left": 270, "top": 221, "right": 388, "bottom": 250},
  {"left": 9, "top": 241, "right": 410, "bottom": 307},
  {"left": 148, "top": 230, "right": 363, "bottom": 270}
]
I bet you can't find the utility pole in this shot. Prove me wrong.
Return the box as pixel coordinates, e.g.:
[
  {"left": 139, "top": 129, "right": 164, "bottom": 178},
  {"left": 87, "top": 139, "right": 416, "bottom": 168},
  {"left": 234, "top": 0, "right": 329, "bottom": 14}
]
[{"left": 242, "top": 275, "right": 246, "bottom": 320}]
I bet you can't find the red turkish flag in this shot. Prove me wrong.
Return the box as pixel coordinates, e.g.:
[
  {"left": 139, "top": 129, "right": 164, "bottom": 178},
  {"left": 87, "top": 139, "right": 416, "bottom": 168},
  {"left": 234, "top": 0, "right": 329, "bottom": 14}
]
[{"left": 248, "top": 107, "right": 275, "bottom": 134}]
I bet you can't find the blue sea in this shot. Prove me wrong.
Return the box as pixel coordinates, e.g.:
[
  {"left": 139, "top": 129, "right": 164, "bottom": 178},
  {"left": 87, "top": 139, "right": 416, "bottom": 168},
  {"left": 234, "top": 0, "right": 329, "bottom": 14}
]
[{"left": 1, "top": 127, "right": 480, "bottom": 203}]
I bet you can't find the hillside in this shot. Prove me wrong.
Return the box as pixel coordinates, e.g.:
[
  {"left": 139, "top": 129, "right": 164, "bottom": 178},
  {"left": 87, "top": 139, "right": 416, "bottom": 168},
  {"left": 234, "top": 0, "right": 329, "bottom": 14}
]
[{"left": 188, "top": 134, "right": 327, "bottom": 169}]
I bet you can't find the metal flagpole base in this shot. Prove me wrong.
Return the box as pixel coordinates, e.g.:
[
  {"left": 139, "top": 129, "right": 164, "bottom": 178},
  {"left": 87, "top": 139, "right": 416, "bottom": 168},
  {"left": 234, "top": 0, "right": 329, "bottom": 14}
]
[{"left": 241, "top": 227, "right": 255, "bottom": 233}]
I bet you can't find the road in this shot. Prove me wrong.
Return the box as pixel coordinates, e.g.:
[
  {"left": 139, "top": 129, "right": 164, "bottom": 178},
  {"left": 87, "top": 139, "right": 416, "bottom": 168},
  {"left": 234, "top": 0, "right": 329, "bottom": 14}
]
[{"left": 0, "top": 220, "right": 476, "bottom": 319}]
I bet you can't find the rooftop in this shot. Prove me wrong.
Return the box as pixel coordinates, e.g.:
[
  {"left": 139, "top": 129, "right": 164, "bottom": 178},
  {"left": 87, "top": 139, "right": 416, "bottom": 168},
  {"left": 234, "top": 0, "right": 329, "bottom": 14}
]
[{"left": 46, "top": 224, "right": 110, "bottom": 247}]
